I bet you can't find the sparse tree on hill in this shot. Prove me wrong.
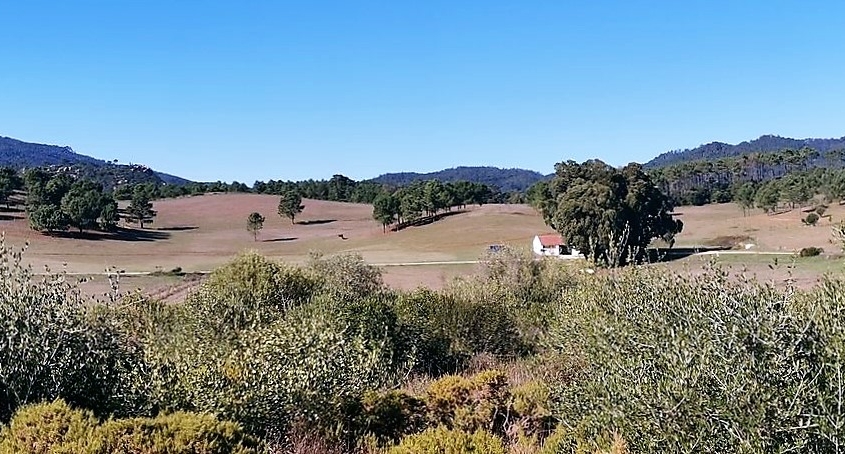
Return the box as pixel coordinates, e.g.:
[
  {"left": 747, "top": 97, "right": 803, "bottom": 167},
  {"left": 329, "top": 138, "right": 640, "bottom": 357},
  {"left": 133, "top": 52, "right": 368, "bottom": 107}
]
[
  {"left": 278, "top": 190, "right": 304, "bottom": 224},
  {"left": 735, "top": 182, "right": 756, "bottom": 216},
  {"left": 247, "top": 212, "right": 265, "bottom": 241},
  {"left": 127, "top": 189, "right": 157, "bottom": 228},
  {"left": 372, "top": 192, "right": 399, "bottom": 233}
]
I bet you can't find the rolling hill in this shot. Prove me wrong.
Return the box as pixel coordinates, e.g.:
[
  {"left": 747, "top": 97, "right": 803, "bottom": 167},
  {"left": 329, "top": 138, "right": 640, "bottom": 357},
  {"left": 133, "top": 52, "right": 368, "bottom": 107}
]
[
  {"left": 0, "top": 136, "right": 191, "bottom": 187},
  {"left": 645, "top": 134, "right": 845, "bottom": 169},
  {"left": 370, "top": 166, "right": 549, "bottom": 192}
]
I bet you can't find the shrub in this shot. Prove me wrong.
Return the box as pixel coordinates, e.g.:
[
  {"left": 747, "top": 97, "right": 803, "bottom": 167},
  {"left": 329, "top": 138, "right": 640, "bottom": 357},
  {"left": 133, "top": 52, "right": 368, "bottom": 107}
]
[
  {"left": 306, "top": 252, "right": 384, "bottom": 302},
  {"left": 184, "top": 252, "right": 318, "bottom": 338},
  {"left": 0, "top": 400, "right": 259, "bottom": 454},
  {"left": 356, "top": 390, "right": 426, "bottom": 445},
  {"left": 0, "top": 239, "right": 139, "bottom": 422},
  {"left": 803, "top": 212, "right": 820, "bottom": 226},
  {"left": 425, "top": 370, "right": 511, "bottom": 436},
  {"left": 92, "top": 411, "right": 259, "bottom": 454},
  {"left": 387, "top": 427, "right": 505, "bottom": 454},
  {"left": 549, "top": 268, "right": 842, "bottom": 452},
  {"left": 799, "top": 246, "right": 824, "bottom": 257},
  {"left": 0, "top": 400, "right": 98, "bottom": 454}
]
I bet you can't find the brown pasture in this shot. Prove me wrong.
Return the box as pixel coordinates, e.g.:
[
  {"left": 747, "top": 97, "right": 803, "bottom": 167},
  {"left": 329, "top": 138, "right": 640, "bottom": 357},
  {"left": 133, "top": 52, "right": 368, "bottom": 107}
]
[{"left": 1, "top": 194, "right": 842, "bottom": 297}]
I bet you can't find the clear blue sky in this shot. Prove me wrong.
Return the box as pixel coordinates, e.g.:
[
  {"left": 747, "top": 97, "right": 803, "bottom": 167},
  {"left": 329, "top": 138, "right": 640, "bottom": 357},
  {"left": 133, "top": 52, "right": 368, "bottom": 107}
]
[{"left": 1, "top": 1, "right": 844, "bottom": 183}]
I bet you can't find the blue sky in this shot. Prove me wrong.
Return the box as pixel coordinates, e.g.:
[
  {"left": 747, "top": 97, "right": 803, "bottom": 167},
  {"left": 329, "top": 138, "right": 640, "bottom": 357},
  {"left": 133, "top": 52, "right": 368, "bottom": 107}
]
[{"left": 1, "top": 1, "right": 844, "bottom": 183}]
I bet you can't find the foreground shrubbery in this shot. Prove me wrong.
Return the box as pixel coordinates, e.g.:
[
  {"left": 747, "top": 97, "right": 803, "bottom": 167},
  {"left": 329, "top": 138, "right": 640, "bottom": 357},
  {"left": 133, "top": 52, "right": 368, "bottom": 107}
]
[
  {"left": 0, "top": 400, "right": 258, "bottom": 454},
  {"left": 2, "top": 239, "right": 845, "bottom": 453}
]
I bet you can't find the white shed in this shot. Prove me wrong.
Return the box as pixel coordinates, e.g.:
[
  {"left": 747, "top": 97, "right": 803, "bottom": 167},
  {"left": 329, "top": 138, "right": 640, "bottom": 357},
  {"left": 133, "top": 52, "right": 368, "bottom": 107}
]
[{"left": 532, "top": 234, "right": 582, "bottom": 258}]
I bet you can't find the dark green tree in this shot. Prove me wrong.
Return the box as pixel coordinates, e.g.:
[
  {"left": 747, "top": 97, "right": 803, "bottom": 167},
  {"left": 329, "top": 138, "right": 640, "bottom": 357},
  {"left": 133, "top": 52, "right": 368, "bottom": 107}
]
[
  {"left": 60, "top": 180, "right": 105, "bottom": 232},
  {"left": 754, "top": 182, "right": 780, "bottom": 214},
  {"left": 735, "top": 182, "right": 756, "bottom": 216},
  {"left": 277, "top": 190, "right": 304, "bottom": 224},
  {"left": 539, "top": 160, "right": 682, "bottom": 266},
  {"left": 247, "top": 212, "right": 265, "bottom": 241},
  {"left": 372, "top": 192, "right": 399, "bottom": 233},
  {"left": 127, "top": 189, "right": 156, "bottom": 228},
  {"left": 28, "top": 204, "right": 69, "bottom": 232},
  {"left": 0, "top": 167, "right": 21, "bottom": 209}
]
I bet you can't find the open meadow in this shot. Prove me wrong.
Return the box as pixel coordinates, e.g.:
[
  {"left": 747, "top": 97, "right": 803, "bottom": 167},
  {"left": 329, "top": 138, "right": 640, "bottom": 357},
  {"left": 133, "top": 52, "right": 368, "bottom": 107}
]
[{"left": 1, "top": 193, "right": 843, "bottom": 299}]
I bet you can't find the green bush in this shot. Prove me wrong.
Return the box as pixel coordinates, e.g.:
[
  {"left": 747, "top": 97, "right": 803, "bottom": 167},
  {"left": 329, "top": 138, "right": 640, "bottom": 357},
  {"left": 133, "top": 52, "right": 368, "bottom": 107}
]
[
  {"left": 799, "top": 246, "right": 823, "bottom": 257},
  {"left": 387, "top": 427, "right": 505, "bottom": 454},
  {"left": 425, "top": 370, "right": 511, "bottom": 436},
  {"left": 0, "top": 400, "right": 259, "bottom": 454},
  {"left": 356, "top": 390, "right": 426, "bottom": 445},
  {"left": 92, "top": 411, "right": 259, "bottom": 454},
  {"left": 0, "top": 239, "right": 139, "bottom": 422},
  {"left": 184, "top": 251, "right": 318, "bottom": 338},
  {"left": 550, "top": 268, "right": 842, "bottom": 452},
  {"left": 0, "top": 400, "right": 98, "bottom": 454},
  {"left": 306, "top": 252, "right": 384, "bottom": 302}
]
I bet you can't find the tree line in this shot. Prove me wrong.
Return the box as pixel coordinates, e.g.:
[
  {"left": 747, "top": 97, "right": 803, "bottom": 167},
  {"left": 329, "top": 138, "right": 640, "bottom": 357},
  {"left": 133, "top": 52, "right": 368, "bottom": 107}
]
[
  {"left": 649, "top": 147, "right": 845, "bottom": 207},
  {"left": 371, "top": 180, "right": 494, "bottom": 232}
]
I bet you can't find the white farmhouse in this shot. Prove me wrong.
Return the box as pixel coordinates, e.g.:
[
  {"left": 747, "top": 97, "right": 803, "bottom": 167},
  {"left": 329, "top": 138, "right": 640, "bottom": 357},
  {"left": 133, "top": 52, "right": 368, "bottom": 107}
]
[{"left": 532, "top": 233, "right": 582, "bottom": 258}]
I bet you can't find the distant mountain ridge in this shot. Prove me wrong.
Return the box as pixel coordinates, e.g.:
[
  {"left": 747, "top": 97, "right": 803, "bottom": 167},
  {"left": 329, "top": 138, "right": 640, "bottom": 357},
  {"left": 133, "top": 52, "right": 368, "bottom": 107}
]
[
  {"left": 0, "top": 136, "right": 191, "bottom": 187},
  {"left": 645, "top": 134, "right": 845, "bottom": 169},
  {"left": 370, "top": 166, "right": 549, "bottom": 192}
]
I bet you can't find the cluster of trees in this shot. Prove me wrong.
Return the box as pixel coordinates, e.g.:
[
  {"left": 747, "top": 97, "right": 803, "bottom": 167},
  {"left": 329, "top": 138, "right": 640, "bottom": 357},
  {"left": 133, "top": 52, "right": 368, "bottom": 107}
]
[
  {"left": 371, "top": 180, "right": 494, "bottom": 232},
  {"left": 649, "top": 147, "right": 845, "bottom": 207},
  {"left": 22, "top": 169, "right": 119, "bottom": 233},
  {"left": 528, "top": 160, "right": 682, "bottom": 266},
  {"left": 19, "top": 169, "right": 158, "bottom": 233},
  {"left": 254, "top": 174, "right": 383, "bottom": 204}
]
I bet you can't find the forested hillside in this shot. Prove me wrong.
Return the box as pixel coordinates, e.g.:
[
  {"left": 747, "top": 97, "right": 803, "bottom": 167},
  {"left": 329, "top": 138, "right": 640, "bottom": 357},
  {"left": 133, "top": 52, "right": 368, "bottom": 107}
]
[
  {"left": 0, "top": 136, "right": 191, "bottom": 187},
  {"left": 645, "top": 134, "right": 845, "bottom": 169},
  {"left": 371, "top": 166, "right": 548, "bottom": 192},
  {"left": 648, "top": 147, "right": 845, "bottom": 207}
]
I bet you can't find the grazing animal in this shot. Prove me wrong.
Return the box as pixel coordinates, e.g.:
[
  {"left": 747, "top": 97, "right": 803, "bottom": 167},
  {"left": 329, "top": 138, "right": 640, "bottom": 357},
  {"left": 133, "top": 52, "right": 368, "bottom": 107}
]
[{"left": 338, "top": 234, "right": 348, "bottom": 240}]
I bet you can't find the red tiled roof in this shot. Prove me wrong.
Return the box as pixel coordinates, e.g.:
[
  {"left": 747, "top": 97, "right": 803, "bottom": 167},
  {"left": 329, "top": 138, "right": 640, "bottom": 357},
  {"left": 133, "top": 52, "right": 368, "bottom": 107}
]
[{"left": 537, "top": 233, "right": 565, "bottom": 247}]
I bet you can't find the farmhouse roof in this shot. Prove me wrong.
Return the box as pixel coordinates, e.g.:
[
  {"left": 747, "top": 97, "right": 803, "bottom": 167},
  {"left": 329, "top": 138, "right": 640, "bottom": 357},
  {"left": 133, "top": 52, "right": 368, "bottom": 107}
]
[{"left": 537, "top": 233, "right": 565, "bottom": 247}]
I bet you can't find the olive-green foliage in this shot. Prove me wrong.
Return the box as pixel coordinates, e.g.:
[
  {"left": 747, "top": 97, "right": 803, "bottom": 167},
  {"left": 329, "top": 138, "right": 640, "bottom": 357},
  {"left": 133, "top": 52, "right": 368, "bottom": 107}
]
[
  {"left": 184, "top": 251, "right": 318, "bottom": 338},
  {"left": 550, "top": 268, "right": 845, "bottom": 453},
  {"left": 306, "top": 251, "right": 384, "bottom": 302},
  {"left": 386, "top": 426, "right": 505, "bottom": 454},
  {"left": 425, "top": 371, "right": 512, "bottom": 436},
  {"left": 356, "top": 390, "right": 427, "bottom": 445},
  {"left": 511, "top": 381, "right": 556, "bottom": 439},
  {"left": 0, "top": 239, "right": 139, "bottom": 422},
  {"left": 93, "top": 411, "right": 258, "bottom": 454},
  {"left": 0, "top": 400, "right": 98, "bottom": 454},
  {"left": 0, "top": 400, "right": 259, "bottom": 454},
  {"left": 222, "top": 301, "right": 405, "bottom": 436}
]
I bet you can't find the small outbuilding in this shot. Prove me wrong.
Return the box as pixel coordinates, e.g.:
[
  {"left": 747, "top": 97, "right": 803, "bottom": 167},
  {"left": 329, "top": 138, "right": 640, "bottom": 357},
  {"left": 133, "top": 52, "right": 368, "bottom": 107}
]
[{"left": 532, "top": 233, "right": 582, "bottom": 258}]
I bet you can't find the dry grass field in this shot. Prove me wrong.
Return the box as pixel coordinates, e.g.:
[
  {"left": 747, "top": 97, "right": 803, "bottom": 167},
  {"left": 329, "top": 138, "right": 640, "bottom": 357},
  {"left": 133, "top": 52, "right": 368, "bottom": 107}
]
[
  {"left": 1, "top": 193, "right": 843, "bottom": 298},
  {"left": 0, "top": 193, "right": 550, "bottom": 295}
]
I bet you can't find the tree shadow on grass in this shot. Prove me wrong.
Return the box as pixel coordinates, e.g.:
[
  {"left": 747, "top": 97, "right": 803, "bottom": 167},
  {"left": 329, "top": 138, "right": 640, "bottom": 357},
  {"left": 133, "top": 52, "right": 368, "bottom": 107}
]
[
  {"left": 646, "top": 246, "right": 732, "bottom": 263},
  {"left": 0, "top": 214, "right": 22, "bottom": 221},
  {"left": 156, "top": 225, "right": 199, "bottom": 231},
  {"left": 46, "top": 228, "right": 171, "bottom": 242},
  {"left": 391, "top": 210, "right": 466, "bottom": 231},
  {"left": 297, "top": 219, "right": 336, "bottom": 225},
  {"left": 262, "top": 237, "right": 298, "bottom": 243}
]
